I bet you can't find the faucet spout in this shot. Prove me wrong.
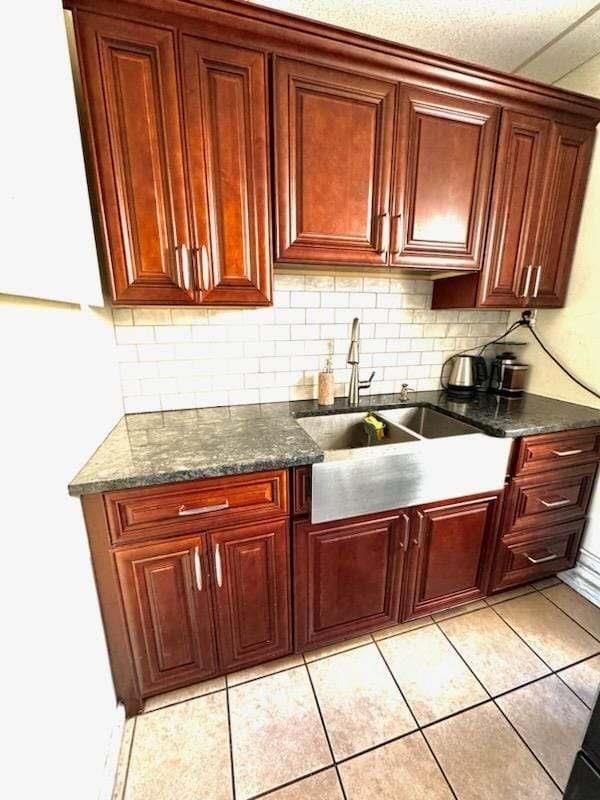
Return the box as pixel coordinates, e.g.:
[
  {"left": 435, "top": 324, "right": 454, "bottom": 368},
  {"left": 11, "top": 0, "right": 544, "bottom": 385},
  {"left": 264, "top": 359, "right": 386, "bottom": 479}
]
[{"left": 346, "top": 317, "right": 374, "bottom": 405}]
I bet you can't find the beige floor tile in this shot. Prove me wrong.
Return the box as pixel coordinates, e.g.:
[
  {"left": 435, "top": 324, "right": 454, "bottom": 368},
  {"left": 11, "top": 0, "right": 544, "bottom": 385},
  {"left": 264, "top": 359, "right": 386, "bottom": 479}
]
[
  {"left": 425, "top": 702, "right": 561, "bottom": 800},
  {"left": 496, "top": 675, "right": 589, "bottom": 790},
  {"left": 124, "top": 691, "right": 231, "bottom": 800},
  {"left": 494, "top": 592, "right": 600, "bottom": 670},
  {"left": 439, "top": 607, "right": 549, "bottom": 695},
  {"left": 542, "top": 584, "right": 600, "bottom": 639},
  {"left": 112, "top": 717, "right": 135, "bottom": 800},
  {"left": 485, "top": 585, "right": 535, "bottom": 605},
  {"left": 431, "top": 599, "right": 487, "bottom": 622},
  {"left": 308, "top": 643, "right": 416, "bottom": 759},
  {"left": 372, "top": 616, "right": 433, "bottom": 641},
  {"left": 378, "top": 624, "right": 487, "bottom": 725},
  {"left": 227, "top": 654, "right": 304, "bottom": 687},
  {"left": 262, "top": 769, "right": 343, "bottom": 800},
  {"left": 533, "top": 576, "right": 562, "bottom": 589},
  {"left": 229, "top": 666, "right": 331, "bottom": 799},
  {"left": 559, "top": 655, "right": 600, "bottom": 708},
  {"left": 304, "top": 634, "right": 373, "bottom": 663},
  {"left": 339, "top": 731, "right": 453, "bottom": 800},
  {"left": 142, "top": 676, "right": 225, "bottom": 712}
]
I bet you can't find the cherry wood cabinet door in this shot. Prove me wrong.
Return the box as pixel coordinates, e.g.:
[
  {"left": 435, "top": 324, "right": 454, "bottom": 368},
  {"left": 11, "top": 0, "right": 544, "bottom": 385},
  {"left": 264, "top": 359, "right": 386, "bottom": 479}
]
[
  {"left": 531, "top": 123, "right": 595, "bottom": 307},
  {"left": 479, "top": 111, "right": 551, "bottom": 307},
  {"left": 75, "top": 13, "right": 194, "bottom": 305},
  {"left": 294, "top": 513, "right": 406, "bottom": 650},
  {"left": 391, "top": 86, "right": 499, "bottom": 270},
  {"left": 208, "top": 519, "right": 291, "bottom": 673},
  {"left": 403, "top": 494, "right": 500, "bottom": 619},
  {"left": 115, "top": 535, "right": 217, "bottom": 697},
  {"left": 181, "top": 37, "right": 272, "bottom": 305},
  {"left": 273, "top": 57, "right": 396, "bottom": 265}
]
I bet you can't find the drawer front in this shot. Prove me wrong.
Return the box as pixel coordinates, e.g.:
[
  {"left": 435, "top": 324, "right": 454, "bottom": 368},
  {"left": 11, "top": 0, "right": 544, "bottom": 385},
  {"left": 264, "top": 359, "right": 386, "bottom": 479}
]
[
  {"left": 105, "top": 470, "right": 288, "bottom": 544},
  {"left": 292, "top": 466, "right": 311, "bottom": 516},
  {"left": 514, "top": 428, "right": 600, "bottom": 476},
  {"left": 490, "top": 518, "right": 585, "bottom": 592},
  {"left": 505, "top": 462, "right": 597, "bottom": 533}
]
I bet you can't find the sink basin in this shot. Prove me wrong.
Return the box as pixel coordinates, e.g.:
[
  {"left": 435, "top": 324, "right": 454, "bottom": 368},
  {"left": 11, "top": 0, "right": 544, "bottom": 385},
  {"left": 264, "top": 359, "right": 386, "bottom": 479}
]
[
  {"left": 377, "top": 407, "right": 478, "bottom": 439},
  {"left": 297, "top": 406, "right": 512, "bottom": 524},
  {"left": 296, "top": 412, "right": 419, "bottom": 452}
]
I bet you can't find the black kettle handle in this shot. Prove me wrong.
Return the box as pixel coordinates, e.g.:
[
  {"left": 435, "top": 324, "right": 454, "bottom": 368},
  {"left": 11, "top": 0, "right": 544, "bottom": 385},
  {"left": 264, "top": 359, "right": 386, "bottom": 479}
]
[{"left": 474, "top": 356, "right": 488, "bottom": 384}]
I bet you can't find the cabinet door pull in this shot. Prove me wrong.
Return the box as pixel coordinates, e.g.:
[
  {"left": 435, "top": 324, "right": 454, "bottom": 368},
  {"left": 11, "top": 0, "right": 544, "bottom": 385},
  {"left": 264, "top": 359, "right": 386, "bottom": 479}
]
[
  {"left": 539, "top": 496, "right": 571, "bottom": 508},
  {"left": 532, "top": 265, "right": 542, "bottom": 298},
  {"left": 193, "top": 546, "right": 203, "bottom": 591},
  {"left": 525, "top": 551, "right": 558, "bottom": 564},
  {"left": 400, "top": 513, "right": 410, "bottom": 551},
  {"left": 413, "top": 511, "right": 425, "bottom": 548},
  {"left": 520, "top": 265, "right": 532, "bottom": 298},
  {"left": 552, "top": 449, "right": 583, "bottom": 457},
  {"left": 391, "top": 213, "right": 403, "bottom": 257},
  {"left": 215, "top": 543, "right": 223, "bottom": 588},
  {"left": 178, "top": 501, "right": 229, "bottom": 516},
  {"left": 177, "top": 243, "right": 192, "bottom": 291},
  {"left": 377, "top": 212, "right": 390, "bottom": 256}
]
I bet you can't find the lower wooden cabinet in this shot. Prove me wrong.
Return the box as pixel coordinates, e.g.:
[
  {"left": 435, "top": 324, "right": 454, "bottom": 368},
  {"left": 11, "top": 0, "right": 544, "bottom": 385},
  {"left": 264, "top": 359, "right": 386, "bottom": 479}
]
[
  {"left": 294, "top": 513, "right": 407, "bottom": 650},
  {"left": 402, "top": 494, "right": 501, "bottom": 619},
  {"left": 116, "top": 519, "right": 290, "bottom": 697}
]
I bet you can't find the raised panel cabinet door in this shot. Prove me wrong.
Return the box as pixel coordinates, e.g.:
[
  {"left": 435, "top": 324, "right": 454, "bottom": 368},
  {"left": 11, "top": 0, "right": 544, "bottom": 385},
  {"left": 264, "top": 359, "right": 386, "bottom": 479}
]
[
  {"left": 530, "top": 123, "right": 595, "bottom": 307},
  {"left": 75, "top": 12, "right": 194, "bottom": 304},
  {"left": 273, "top": 57, "right": 396, "bottom": 265},
  {"left": 403, "top": 494, "right": 500, "bottom": 619},
  {"left": 209, "top": 519, "right": 291, "bottom": 673},
  {"left": 181, "top": 37, "right": 272, "bottom": 305},
  {"left": 115, "top": 535, "right": 217, "bottom": 697},
  {"left": 391, "top": 86, "right": 499, "bottom": 270},
  {"left": 479, "top": 111, "right": 551, "bottom": 307},
  {"left": 294, "top": 513, "right": 406, "bottom": 650}
]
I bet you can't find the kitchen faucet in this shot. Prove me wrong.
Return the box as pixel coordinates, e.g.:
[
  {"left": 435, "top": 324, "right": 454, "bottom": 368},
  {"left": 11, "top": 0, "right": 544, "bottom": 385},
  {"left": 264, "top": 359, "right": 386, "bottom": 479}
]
[{"left": 347, "top": 317, "right": 375, "bottom": 405}]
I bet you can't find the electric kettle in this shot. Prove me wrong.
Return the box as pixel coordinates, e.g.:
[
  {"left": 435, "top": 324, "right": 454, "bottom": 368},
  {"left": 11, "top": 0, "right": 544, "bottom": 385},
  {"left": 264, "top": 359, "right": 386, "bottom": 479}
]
[
  {"left": 488, "top": 351, "right": 530, "bottom": 397},
  {"left": 447, "top": 355, "right": 488, "bottom": 397}
]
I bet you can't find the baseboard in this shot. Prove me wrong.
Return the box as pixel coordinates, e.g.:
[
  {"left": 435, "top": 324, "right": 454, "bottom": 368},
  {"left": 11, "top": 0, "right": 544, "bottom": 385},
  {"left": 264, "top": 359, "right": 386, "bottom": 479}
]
[
  {"left": 98, "top": 703, "right": 126, "bottom": 800},
  {"left": 560, "top": 547, "right": 600, "bottom": 608}
]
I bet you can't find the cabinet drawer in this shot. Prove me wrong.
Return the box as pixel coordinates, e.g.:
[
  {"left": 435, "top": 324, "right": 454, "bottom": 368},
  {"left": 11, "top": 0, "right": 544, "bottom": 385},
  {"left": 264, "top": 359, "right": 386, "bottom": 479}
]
[
  {"left": 514, "top": 428, "right": 600, "bottom": 476},
  {"left": 505, "top": 462, "right": 597, "bottom": 533},
  {"left": 292, "top": 466, "right": 311, "bottom": 516},
  {"left": 105, "top": 470, "right": 288, "bottom": 544},
  {"left": 490, "top": 518, "right": 585, "bottom": 592}
]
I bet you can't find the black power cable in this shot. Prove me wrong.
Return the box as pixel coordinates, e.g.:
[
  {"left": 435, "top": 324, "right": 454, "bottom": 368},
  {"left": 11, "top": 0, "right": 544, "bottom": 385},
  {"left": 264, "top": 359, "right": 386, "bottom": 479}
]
[{"left": 440, "top": 319, "right": 523, "bottom": 390}]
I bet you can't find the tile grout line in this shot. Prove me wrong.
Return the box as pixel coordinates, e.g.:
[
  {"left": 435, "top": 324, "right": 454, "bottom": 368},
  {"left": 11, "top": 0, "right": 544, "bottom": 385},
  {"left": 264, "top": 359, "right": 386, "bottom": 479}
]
[
  {"left": 244, "top": 766, "right": 334, "bottom": 800},
  {"left": 225, "top": 684, "right": 237, "bottom": 800},
  {"left": 117, "top": 715, "right": 137, "bottom": 800},
  {"left": 303, "top": 662, "right": 349, "bottom": 800},
  {"left": 435, "top": 621, "right": 564, "bottom": 794},
  {"left": 532, "top": 584, "right": 600, "bottom": 645},
  {"left": 372, "top": 636, "right": 460, "bottom": 800}
]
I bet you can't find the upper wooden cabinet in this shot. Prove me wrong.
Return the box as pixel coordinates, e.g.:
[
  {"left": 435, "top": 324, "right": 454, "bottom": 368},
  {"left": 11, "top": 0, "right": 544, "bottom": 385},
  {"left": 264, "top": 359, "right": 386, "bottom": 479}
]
[
  {"left": 391, "top": 86, "right": 499, "bottom": 270},
  {"left": 273, "top": 57, "right": 396, "bottom": 266},
  {"left": 74, "top": 12, "right": 271, "bottom": 305}
]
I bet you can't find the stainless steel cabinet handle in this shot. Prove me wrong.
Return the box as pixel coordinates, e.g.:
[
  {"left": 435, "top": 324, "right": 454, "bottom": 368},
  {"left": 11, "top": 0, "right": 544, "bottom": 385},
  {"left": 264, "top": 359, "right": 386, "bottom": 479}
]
[
  {"left": 391, "top": 213, "right": 403, "bottom": 256},
  {"left": 400, "top": 513, "right": 410, "bottom": 551},
  {"left": 532, "top": 265, "right": 542, "bottom": 298},
  {"left": 552, "top": 449, "right": 583, "bottom": 457},
  {"left": 521, "top": 265, "right": 533, "bottom": 298},
  {"left": 193, "top": 546, "right": 203, "bottom": 592},
  {"left": 377, "top": 212, "right": 390, "bottom": 256},
  {"left": 539, "top": 496, "right": 571, "bottom": 508},
  {"left": 215, "top": 544, "right": 223, "bottom": 588},
  {"left": 177, "top": 243, "right": 192, "bottom": 291},
  {"left": 525, "top": 552, "right": 558, "bottom": 564},
  {"left": 413, "top": 511, "right": 425, "bottom": 548},
  {"left": 178, "top": 501, "right": 229, "bottom": 516}
]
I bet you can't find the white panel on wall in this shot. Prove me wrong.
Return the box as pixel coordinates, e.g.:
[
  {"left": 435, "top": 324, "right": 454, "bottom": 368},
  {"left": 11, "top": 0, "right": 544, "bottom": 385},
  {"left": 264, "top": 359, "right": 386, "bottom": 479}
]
[{"left": 0, "top": 3, "right": 103, "bottom": 306}]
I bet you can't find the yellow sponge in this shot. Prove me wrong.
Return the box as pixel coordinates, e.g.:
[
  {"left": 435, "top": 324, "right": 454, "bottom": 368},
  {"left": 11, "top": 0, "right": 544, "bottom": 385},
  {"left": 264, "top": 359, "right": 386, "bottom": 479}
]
[{"left": 363, "top": 413, "right": 386, "bottom": 441}]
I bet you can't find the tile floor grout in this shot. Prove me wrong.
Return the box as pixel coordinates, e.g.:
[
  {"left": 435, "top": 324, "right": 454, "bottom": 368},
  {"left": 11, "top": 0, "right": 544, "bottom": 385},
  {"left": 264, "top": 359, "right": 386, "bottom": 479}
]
[
  {"left": 533, "top": 584, "right": 600, "bottom": 644},
  {"left": 119, "top": 715, "right": 136, "bottom": 800},
  {"left": 225, "top": 684, "right": 237, "bottom": 800}
]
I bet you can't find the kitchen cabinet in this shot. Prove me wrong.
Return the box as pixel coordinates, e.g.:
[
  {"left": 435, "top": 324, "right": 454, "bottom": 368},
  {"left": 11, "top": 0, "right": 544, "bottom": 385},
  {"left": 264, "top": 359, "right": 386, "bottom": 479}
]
[
  {"left": 402, "top": 494, "right": 501, "bottom": 619},
  {"left": 74, "top": 12, "right": 271, "bottom": 306},
  {"left": 294, "top": 512, "right": 407, "bottom": 650},
  {"left": 391, "top": 86, "right": 499, "bottom": 270},
  {"left": 433, "top": 114, "right": 595, "bottom": 309},
  {"left": 273, "top": 57, "right": 396, "bottom": 266},
  {"left": 115, "top": 535, "right": 218, "bottom": 697},
  {"left": 209, "top": 519, "right": 291, "bottom": 673}
]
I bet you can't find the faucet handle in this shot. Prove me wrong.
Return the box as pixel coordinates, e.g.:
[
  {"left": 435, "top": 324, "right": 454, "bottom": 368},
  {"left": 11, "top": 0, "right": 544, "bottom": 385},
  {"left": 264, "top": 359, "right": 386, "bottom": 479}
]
[
  {"left": 358, "top": 371, "right": 376, "bottom": 391},
  {"left": 399, "top": 382, "right": 413, "bottom": 401}
]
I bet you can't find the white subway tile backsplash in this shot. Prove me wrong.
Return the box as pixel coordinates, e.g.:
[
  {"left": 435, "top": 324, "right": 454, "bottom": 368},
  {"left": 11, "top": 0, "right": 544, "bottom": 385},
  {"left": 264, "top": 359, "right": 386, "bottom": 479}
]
[{"left": 111, "top": 275, "right": 510, "bottom": 412}]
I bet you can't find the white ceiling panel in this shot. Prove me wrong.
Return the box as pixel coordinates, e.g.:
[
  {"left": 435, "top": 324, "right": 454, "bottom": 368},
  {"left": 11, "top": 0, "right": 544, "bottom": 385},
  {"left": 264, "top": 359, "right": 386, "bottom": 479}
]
[
  {"left": 555, "top": 52, "right": 600, "bottom": 96},
  {"left": 518, "top": 9, "right": 600, "bottom": 83},
  {"left": 250, "top": 0, "right": 598, "bottom": 72}
]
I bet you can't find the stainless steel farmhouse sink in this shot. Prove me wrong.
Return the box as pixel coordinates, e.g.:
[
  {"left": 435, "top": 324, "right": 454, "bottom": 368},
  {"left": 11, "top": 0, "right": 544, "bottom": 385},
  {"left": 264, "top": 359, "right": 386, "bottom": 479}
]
[{"left": 296, "top": 407, "right": 512, "bottom": 523}]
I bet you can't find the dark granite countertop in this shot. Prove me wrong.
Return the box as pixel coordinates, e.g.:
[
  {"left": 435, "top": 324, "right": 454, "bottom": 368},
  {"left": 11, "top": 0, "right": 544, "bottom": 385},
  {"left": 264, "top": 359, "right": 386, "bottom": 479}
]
[{"left": 69, "top": 391, "right": 600, "bottom": 496}]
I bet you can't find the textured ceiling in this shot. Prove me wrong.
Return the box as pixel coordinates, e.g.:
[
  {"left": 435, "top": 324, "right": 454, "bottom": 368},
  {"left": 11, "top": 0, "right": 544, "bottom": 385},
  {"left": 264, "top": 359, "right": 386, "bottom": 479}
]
[{"left": 251, "top": 0, "right": 600, "bottom": 86}]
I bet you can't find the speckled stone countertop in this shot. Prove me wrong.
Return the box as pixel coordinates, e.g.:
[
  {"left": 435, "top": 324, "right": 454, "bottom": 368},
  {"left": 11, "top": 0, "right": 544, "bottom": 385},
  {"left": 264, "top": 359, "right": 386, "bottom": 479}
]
[{"left": 69, "top": 391, "right": 600, "bottom": 496}]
